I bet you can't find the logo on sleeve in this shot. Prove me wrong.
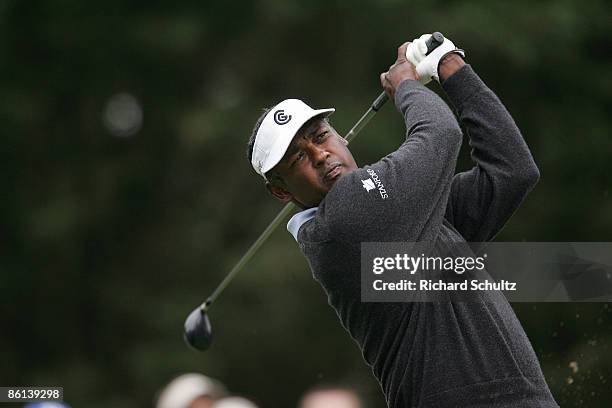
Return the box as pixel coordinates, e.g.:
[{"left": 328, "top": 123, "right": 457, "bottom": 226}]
[
  {"left": 362, "top": 169, "right": 389, "bottom": 199},
  {"left": 362, "top": 179, "right": 375, "bottom": 192},
  {"left": 273, "top": 110, "right": 292, "bottom": 125}
]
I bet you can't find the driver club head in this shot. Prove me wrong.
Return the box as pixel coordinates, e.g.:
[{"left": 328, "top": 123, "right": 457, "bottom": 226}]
[{"left": 184, "top": 306, "right": 213, "bottom": 351}]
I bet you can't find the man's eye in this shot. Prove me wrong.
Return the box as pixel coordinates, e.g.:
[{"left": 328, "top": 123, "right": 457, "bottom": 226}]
[
  {"left": 316, "top": 131, "right": 328, "bottom": 142},
  {"left": 290, "top": 151, "right": 305, "bottom": 167}
]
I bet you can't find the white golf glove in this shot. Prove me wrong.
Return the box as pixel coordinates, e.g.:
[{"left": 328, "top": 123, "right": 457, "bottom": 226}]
[{"left": 405, "top": 33, "right": 465, "bottom": 84}]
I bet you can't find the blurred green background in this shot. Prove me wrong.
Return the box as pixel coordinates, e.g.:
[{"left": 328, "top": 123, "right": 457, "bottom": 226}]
[{"left": 1, "top": 0, "right": 611, "bottom": 406}]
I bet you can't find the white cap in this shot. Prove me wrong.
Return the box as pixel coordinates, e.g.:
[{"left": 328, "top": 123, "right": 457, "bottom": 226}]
[
  {"left": 214, "top": 397, "right": 259, "bottom": 408},
  {"left": 252, "top": 99, "right": 334, "bottom": 179},
  {"left": 156, "top": 373, "right": 227, "bottom": 408}
]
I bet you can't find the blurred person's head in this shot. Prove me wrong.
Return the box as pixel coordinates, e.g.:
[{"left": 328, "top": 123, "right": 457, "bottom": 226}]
[
  {"left": 156, "top": 373, "right": 227, "bottom": 408},
  {"left": 248, "top": 101, "right": 358, "bottom": 209},
  {"left": 299, "top": 385, "right": 361, "bottom": 408},
  {"left": 213, "top": 396, "right": 258, "bottom": 408}
]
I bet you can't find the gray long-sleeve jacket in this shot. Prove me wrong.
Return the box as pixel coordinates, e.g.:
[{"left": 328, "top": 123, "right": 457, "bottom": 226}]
[{"left": 287, "top": 65, "right": 558, "bottom": 407}]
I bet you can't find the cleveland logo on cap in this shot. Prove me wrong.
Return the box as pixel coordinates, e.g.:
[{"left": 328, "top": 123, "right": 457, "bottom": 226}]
[{"left": 273, "top": 110, "right": 292, "bottom": 125}]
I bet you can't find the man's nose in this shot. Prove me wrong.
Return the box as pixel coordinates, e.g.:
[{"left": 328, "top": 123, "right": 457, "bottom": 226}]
[{"left": 309, "top": 144, "right": 329, "bottom": 167}]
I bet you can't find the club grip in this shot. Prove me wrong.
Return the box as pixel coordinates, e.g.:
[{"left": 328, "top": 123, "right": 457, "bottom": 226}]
[{"left": 425, "top": 32, "right": 444, "bottom": 55}]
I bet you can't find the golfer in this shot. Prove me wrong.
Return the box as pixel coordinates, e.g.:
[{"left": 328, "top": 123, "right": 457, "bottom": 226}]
[{"left": 247, "top": 34, "right": 558, "bottom": 407}]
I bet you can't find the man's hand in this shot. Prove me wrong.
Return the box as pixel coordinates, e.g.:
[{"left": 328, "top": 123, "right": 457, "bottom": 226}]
[
  {"left": 380, "top": 42, "right": 419, "bottom": 102},
  {"left": 405, "top": 33, "right": 465, "bottom": 84}
]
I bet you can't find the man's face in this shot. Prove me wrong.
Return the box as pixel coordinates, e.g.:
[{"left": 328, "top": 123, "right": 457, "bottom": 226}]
[{"left": 268, "top": 117, "right": 358, "bottom": 208}]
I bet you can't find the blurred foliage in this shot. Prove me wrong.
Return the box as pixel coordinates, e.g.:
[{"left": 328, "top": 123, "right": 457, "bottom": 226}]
[{"left": 1, "top": 0, "right": 611, "bottom": 407}]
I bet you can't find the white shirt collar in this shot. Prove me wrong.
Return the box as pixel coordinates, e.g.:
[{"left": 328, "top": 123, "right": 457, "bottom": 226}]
[{"left": 286, "top": 207, "right": 318, "bottom": 241}]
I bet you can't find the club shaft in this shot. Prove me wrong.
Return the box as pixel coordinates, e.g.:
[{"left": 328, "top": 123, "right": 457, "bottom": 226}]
[
  {"left": 345, "top": 92, "right": 388, "bottom": 143},
  {"left": 202, "top": 201, "right": 296, "bottom": 311},
  {"left": 201, "top": 93, "right": 390, "bottom": 312}
]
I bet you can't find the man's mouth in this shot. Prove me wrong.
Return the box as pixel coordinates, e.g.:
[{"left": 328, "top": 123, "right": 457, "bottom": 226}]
[{"left": 324, "top": 163, "right": 342, "bottom": 182}]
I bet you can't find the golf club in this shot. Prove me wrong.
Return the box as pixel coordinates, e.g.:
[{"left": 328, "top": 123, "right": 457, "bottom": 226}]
[{"left": 184, "top": 32, "right": 446, "bottom": 351}]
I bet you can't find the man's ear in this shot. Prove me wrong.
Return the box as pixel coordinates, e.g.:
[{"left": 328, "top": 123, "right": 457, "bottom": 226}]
[{"left": 266, "top": 182, "right": 294, "bottom": 203}]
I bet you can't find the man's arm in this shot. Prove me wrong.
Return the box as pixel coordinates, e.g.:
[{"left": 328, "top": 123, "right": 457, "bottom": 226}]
[
  {"left": 323, "top": 44, "right": 463, "bottom": 243},
  {"left": 441, "top": 55, "right": 540, "bottom": 242}
]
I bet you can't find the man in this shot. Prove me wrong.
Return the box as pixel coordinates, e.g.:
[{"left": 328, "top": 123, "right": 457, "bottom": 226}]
[{"left": 247, "top": 34, "right": 558, "bottom": 407}]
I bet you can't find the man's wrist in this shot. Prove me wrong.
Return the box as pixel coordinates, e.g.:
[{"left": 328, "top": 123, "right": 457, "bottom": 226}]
[{"left": 438, "top": 53, "right": 466, "bottom": 82}]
